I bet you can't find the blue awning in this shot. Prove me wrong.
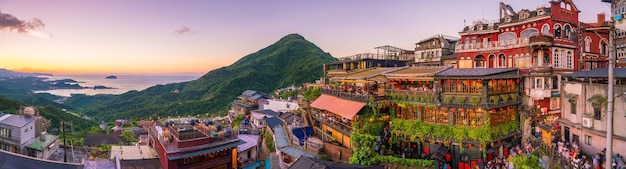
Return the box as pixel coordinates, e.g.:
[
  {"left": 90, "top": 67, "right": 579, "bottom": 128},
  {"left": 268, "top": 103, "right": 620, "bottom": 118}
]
[
  {"left": 243, "top": 161, "right": 262, "bottom": 169},
  {"left": 551, "top": 93, "right": 561, "bottom": 98},
  {"left": 168, "top": 140, "right": 246, "bottom": 160}
]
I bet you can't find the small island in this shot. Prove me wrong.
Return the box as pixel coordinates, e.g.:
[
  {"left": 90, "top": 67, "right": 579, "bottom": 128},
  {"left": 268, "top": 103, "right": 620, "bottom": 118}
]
[{"left": 105, "top": 75, "right": 117, "bottom": 79}]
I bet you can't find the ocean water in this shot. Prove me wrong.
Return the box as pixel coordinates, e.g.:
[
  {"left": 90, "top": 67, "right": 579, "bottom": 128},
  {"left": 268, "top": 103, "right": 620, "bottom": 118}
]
[{"left": 35, "top": 74, "right": 202, "bottom": 97}]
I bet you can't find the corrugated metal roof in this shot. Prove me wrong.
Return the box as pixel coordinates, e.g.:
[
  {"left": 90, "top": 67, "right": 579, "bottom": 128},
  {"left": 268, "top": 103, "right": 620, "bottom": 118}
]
[
  {"left": 332, "top": 67, "right": 399, "bottom": 80},
  {"left": 274, "top": 128, "right": 289, "bottom": 149},
  {"left": 0, "top": 150, "right": 84, "bottom": 169},
  {"left": 237, "top": 134, "right": 259, "bottom": 152},
  {"left": 310, "top": 94, "right": 366, "bottom": 119},
  {"left": 385, "top": 66, "right": 451, "bottom": 79},
  {"left": 563, "top": 68, "right": 626, "bottom": 78},
  {"left": 265, "top": 116, "right": 284, "bottom": 129},
  {"left": 26, "top": 134, "right": 59, "bottom": 151},
  {"left": 168, "top": 140, "right": 245, "bottom": 160}
]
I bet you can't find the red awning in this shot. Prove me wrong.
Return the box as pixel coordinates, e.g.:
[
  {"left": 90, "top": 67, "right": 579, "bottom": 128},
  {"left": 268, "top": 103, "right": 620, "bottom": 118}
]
[{"left": 310, "top": 94, "right": 366, "bottom": 119}]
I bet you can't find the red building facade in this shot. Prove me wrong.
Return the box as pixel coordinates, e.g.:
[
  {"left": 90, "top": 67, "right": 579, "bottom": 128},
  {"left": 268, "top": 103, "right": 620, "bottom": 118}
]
[
  {"left": 455, "top": 0, "right": 606, "bottom": 116},
  {"left": 147, "top": 120, "right": 243, "bottom": 169}
]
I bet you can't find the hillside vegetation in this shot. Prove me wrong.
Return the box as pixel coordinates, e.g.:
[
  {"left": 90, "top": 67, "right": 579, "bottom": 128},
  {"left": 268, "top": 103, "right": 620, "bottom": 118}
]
[
  {"left": 67, "top": 34, "right": 337, "bottom": 121},
  {"left": 0, "top": 95, "right": 96, "bottom": 133}
]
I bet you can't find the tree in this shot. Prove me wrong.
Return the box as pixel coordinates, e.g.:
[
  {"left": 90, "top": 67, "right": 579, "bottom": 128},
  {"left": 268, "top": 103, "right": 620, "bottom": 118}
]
[{"left": 121, "top": 130, "right": 138, "bottom": 143}]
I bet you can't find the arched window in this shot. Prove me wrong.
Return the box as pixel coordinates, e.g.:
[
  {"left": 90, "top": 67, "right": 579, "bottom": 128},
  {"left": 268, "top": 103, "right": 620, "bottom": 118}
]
[
  {"left": 601, "top": 42, "right": 608, "bottom": 55},
  {"left": 585, "top": 37, "right": 592, "bottom": 52},
  {"left": 566, "top": 51, "right": 573, "bottom": 69},
  {"left": 498, "top": 32, "right": 516, "bottom": 46},
  {"left": 498, "top": 54, "right": 507, "bottom": 67},
  {"left": 553, "top": 49, "right": 560, "bottom": 67},
  {"left": 542, "top": 25, "right": 550, "bottom": 35},
  {"left": 475, "top": 55, "right": 485, "bottom": 68},
  {"left": 521, "top": 29, "right": 539, "bottom": 43},
  {"left": 554, "top": 25, "right": 562, "bottom": 39},
  {"left": 489, "top": 55, "right": 496, "bottom": 68},
  {"left": 564, "top": 25, "right": 571, "bottom": 40}
]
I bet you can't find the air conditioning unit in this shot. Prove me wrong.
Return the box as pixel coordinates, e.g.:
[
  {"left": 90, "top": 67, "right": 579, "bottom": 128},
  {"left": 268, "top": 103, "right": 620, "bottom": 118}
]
[{"left": 582, "top": 117, "right": 593, "bottom": 128}]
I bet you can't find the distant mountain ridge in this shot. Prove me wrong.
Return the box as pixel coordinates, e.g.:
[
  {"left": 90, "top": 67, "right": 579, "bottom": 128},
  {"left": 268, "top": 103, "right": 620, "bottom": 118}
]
[
  {"left": 67, "top": 34, "right": 337, "bottom": 120},
  {"left": 0, "top": 68, "right": 52, "bottom": 77}
]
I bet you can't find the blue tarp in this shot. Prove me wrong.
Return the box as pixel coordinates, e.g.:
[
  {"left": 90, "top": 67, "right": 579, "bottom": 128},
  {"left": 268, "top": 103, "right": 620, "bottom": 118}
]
[{"left": 292, "top": 127, "right": 313, "bottom": 146}]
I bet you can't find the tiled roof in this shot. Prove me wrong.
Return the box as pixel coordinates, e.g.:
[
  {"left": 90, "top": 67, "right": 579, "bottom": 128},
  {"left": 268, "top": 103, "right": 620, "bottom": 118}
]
[
  {"left": 435, "top": 68, "right": 518, "bottom": 78},
  {"left": 251, "top": 109, "right": 278, "bottom": 117},
  {"left": 289, "top": 157, "right": 384, "bottom": 169},
  {"left": 265, "top": 116, "right": 284, "bottom": 129},
  {"left": 84, "top": 134, "right": 127, "bottom": 146},
  {"left": 0, "top": 114, "right": 35, "bottom": 127},
  {"left": 310, "top": 94, "right": 366, "bottom": 119},
  {"left": 563, "top": 68, "right": 626, "bottom": 78}
]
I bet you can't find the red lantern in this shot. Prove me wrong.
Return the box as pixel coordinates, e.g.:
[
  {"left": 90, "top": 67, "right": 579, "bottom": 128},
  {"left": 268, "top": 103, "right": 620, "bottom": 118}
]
[
  {"left": 470, "top": 109, "right": 475, "bottom": 113},
  {"left": 447, "top": 79, "right": 451, "bottom": 84},
  {"left": 477, "top": 79, "right": 482, "bottom": 83},
  {"left": 391, "top": 79, "right": 395, "bottom": 83},
  {"left": 469, "top": 144, "right": 473, "bottom": 149},
  {"left": 516, "top": 79, "right": 520, "bottom": 83},
  {"left": 421, "top": 138, "right": 425, "bottom": 142},
  {"left": 507, "top": 106, "right": 511, "bottom": 110},
  {"left": 442, "top": 107, "right": 448, "bottom": 111},
  {"left": 456, "top": 80, "right": 461, "bottom": 84},
  {"left": 460, "top": 108, "right": 465, "bottom": 112},
  {"left": 466, "top": 80, "right": 470, "bottom": 84},
  {"left": 498, "top": 140, "right": 502, "bottom": 144},
  {"left": 479, "top": 144, "right": 483, "bottom": 150}
]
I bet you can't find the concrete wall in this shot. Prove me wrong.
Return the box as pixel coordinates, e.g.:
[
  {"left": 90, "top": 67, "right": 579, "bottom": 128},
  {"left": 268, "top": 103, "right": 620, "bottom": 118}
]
[
  {"left": 562, "top": 82, "right": 626, "bottom": 156},
  {"left": 262, "top": 99, "right": 299, "bottom": 113}
]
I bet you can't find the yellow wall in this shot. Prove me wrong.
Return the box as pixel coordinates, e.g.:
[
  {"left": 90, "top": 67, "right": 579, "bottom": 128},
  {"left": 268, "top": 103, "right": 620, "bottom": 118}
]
[
  {"left": 323, "top": 124, "right": 351, "bottom": 149},
  {"left": 459, "top": 59, "right": 473, "bottom": 68}
]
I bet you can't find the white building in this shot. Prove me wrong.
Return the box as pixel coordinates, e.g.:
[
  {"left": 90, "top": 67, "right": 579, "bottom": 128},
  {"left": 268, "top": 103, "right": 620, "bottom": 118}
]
[
  {"left": 260, "top": 99, "right": 300, "bottom": 113},
  {"left": 560, "top": 68, "right": 626, "bottom": 156}
]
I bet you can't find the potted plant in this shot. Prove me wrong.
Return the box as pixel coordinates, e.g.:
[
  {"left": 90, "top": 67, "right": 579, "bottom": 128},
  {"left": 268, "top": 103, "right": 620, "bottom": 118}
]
[
  {"left": 500, "top": 94, "right": 509, "bottom": 103},
  {"left": 491, "top": 96, "right": 499, "bottom": 105},
  {"left": 470, "top": 97, "right": 481, "bottom": 106},
  {"left": 457, "top": 96, "right": 466, "bottom": 105}
]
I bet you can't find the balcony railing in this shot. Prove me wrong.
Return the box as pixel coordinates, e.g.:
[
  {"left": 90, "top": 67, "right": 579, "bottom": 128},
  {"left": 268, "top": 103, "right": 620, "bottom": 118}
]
[
  {"left": 529, "top": 35, "right": 553, "bottom": 47},
  {"left": 455, "top": 38, "right": 530, "bottom": 52},
  {"left": 386, "top": 90, "right": 437, "bottom": 103},
  {"left": 311, "top": 112, "right": 353, "bottom": 135},
  {"left": 321, "top": 88, "right": 373, "bottom": 102}
]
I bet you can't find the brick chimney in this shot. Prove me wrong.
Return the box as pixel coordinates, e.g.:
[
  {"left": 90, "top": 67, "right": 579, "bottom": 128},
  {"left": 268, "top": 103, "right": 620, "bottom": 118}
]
[{"left": 598, "top": 13, "right": 606, "bottom": 25}]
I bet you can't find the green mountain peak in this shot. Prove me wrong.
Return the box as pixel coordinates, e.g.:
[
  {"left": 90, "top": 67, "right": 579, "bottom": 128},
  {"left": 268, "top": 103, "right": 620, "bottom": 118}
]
[{"left": 67, "top": 34, "right": 337, "bottom": 121}]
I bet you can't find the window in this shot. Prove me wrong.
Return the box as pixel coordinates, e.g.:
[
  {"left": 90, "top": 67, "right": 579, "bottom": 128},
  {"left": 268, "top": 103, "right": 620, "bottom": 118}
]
[
  {"left": 593, "top": 107, "right": 601, "bottom": 120},
  {"left": 601, "top": 43, "right": 608, "bottom": 55},
  {"left": 521, "top": 29, "right": 538, "bottom": 43},
  {"left": 475, "top": 56, "right": 485, "bottom": 68},
  {"left": 585, "top": 135, "right": 592, "bottom": 145},
  {"left": 566, "top": 51, "right": 573, "bottom": 69},
  {"left": 570, "top": 101, "right": 576, "bottom": 114},
  {"left": 564, "top": 25, "right": 571, "bottom": 40},
  {"left": 535, "top": 78, "right": 543, "bottom": 89},
  {"left": 542, "top": 25, "right": 550, "bottom": 35},
  {"left": 498, "top": 32, "right": 516, "bottom": 46},
  {"left": 553, "top": 49, "right": 560, "bottom": 67},
  {"left": 499, "top": 54, "right": 507, "bottom": 67},
  {"left": 585, "top": 37, "right": 591, "bottom": 52},
  {"left": 0, "top": 127, "right": 11, "bottom": 138},
  {"left": 554, "top": 25, "right": 562, "bottom": 39}
]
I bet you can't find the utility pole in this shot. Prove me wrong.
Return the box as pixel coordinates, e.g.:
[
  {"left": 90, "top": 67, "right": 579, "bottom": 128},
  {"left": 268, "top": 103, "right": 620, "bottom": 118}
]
[
  {"left": 604, "top": 0, "right": 617, "bottom": 167},
  {"left": 61, "top": 121, "right": 67, "bottom": 162}
]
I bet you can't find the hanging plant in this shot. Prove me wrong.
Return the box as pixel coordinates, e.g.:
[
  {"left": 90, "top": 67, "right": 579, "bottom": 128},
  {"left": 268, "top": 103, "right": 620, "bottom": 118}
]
[
  {"left": 491, "top": 95, "right": 499, "bottom": 105},
  {"left": 510, "top": 93, "right": 518, "bottom": 101},
  {"left": 457, "top": 96, "right": 466, "bottom": 105},
  {"left": 470, "top": 97, "right": 481, "bottom": 106}
]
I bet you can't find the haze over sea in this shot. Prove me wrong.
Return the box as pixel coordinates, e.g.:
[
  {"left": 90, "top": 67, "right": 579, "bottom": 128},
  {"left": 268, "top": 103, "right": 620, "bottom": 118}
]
[{"left": 35, "top": 74, "right": 202, "bottom": 97}]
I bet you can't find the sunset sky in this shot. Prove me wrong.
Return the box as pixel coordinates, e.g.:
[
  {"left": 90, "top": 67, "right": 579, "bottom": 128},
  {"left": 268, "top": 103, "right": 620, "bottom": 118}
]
[{"left": 0, "top": 0, "right": 610, "bottom": 74}]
